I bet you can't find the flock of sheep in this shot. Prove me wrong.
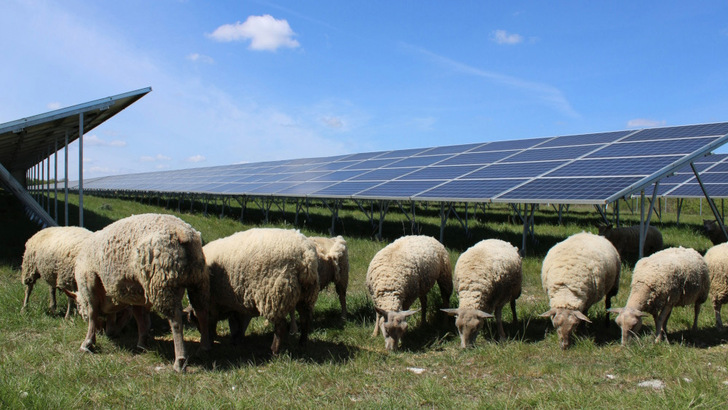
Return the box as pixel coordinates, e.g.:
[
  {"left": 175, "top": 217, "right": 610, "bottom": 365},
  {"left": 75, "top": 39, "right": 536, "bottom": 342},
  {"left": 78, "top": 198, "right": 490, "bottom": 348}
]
[{"left": 18, "top": 213, "right": 728, "bottom": 372}]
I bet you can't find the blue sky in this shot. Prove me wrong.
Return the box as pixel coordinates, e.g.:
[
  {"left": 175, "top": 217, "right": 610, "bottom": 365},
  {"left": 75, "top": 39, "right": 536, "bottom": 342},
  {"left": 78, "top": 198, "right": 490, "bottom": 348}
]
[{"left": 2, "top": 0, "right": 728, "bottom": 180}]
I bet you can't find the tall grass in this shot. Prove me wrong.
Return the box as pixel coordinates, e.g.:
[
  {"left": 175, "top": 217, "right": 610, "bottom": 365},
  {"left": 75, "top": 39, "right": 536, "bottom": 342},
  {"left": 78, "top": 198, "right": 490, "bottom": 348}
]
[{"left": 1, "top": 191, "right": 728, "bottom": 408}]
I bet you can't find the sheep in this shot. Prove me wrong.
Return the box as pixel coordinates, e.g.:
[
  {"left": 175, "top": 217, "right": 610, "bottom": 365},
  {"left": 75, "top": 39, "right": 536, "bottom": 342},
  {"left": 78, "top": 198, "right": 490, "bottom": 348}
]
[
  {"left": 598, "top": 223, "right": 663, "bottom": 261},
  {"left": 366, "top": 235, "right": 453, "bottom": 351},
  {"left": 441, "top": 239, "right": 522, "bottom": 347},
  {"left": 196, "top": 228, "right": 319, "bottom": 355},
  {"left": 20, "top": 226, "right": 92, "bottom": 319},
  {"left": 703, "top": 220, "right": 727, "bottom": 245},
  {"left": 540, "top": 232, "right": 621, "bottom": 350},
  {"left": 73, "top": 213, "right": 211, "bottom": 372},
  {"left": 705, "top": 242, "right": 728, "bottom": 330},
  {"left": 610, "top": 247, "right": 710, "bottom": 344},
  {"left": 289, "top": 235, "right": 349, "bottom": 334}
]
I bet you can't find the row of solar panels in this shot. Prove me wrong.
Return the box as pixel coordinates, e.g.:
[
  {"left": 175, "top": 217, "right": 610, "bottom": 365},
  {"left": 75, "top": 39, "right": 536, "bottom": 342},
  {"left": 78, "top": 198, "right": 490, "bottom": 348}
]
[{"left": 75, "top": 122, "right": 728, "bottom": 205}]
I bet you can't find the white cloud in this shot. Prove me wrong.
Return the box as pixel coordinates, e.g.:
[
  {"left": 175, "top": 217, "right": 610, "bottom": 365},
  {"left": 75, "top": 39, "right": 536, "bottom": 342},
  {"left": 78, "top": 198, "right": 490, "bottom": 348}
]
[
  {"left": 321, "top": 116, "right": 344, "bottom": 129},
  {"left": 85, "top": 134, "right": 127, "bottom": 147},
  {"left": 208, "top": 15, "right": 300, "bottom": 51},
  {"left": 492, "top": 30, "right": 523, "bottom": 45},
  {"left": 628, "top": 118, "right": 666, "bottom": 128},
  {"left": 47, "top": 102, "right": 62, "bottom": 110},
  {"left": 186, "top": 155, "right": 206, "bottom": 163},
  {"left": 187, "top": 53, "right": 214, "bottom": 64},
  {"left": 140, "top": 154, "right": 172, "bottom": 162}
]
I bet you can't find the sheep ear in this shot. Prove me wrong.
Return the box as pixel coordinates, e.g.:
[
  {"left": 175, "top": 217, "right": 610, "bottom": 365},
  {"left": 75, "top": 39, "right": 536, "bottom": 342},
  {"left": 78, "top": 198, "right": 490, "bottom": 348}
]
[
  {"left": 574, "top": 311, "right": 592, "bottom": 323},
  {"left": 374, "top": 306, "right": 389, "bottom": 318},
  {"left": 62, "top": 289, "right": 77, "bottom": 300},
  {"left": 401, "top": 309, "right": 419, "bottom": 318},
  {"left": 475, "top": 310, "right": 494, "bottom": 319},
  {"left": 539, "top": 309, "right": 556, "bottom": 318},
  {"left": 440, "top": 308, "right": 460, "bottom": 317},
  {"left": 607, "top": 308, "right": 623, "bottom": 315}
]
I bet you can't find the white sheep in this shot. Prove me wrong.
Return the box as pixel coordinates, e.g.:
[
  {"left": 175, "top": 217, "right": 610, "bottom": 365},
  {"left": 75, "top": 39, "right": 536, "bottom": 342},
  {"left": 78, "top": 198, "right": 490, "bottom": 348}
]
[
  {"left": 73, "top": 213, "right": 211, "bottom": 372},
  {"left": 199, "top": 228, "right": 319, "bottom": 355},
  {"left": 705, "top": 242, "right": 728, "bottom": 330},
  {"left": 598, "top": 224, "right": 663, "bottom": 261},
  {"left": 289, "top": 235, "right": 349, "bottom": 334},
  {"left": 366, "top": 235, "right": 453, "bottom": 351},
  {"left": 540, "top": 232, "right": 621, "bottom": 349},
  {"left": 610, "top": 247, "right": 710, "bottom": 344},
  {"left": 20, "top": 226, "right": 92, "bottom": 319},
  {"left": 442, "top": 239, "right": 522, "bottom": 347}
]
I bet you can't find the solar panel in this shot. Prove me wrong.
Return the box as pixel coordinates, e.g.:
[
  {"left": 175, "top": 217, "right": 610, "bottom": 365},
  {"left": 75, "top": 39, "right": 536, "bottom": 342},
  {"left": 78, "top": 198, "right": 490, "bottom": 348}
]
[{"left": 77, "top": 121, "right": 728, "bottom": 204}]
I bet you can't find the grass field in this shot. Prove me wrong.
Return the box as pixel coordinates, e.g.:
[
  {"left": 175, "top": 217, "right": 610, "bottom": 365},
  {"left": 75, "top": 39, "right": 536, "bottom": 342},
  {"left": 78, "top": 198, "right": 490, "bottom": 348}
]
[{"left": 1, "top": 191, "right": 728, "bottom": 408}]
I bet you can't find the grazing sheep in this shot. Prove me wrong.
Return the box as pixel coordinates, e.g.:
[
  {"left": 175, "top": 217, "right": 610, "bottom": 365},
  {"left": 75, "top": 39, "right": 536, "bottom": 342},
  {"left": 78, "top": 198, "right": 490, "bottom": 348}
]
[
  {"left": 73, "top": 213, "right": 211, "bottom": 372},
  {"left": 442, "top": 239, "right": 522, "bottom": 347},
  {"left": 198, "top": 228, "right": 319, "bottom": 355},
  {"left": 703, "top": 220, "right": 728, "bottom": 245},
  {"left": 366, "top": 235, "right": 453, "bottom": 351},
  {"left": 540, "top": 232, "right": 621, "bottom": 349},
  {"left": 610, "top": 247, "right": 710, "bottom": 344},
  {"left": 705, "top": 242, "right": 728, "bottom": 330},
  {"left": 21, "top": 226, "right": 92, "bottom": 319},
  {"left": 598, "top": 224, "right": 663, "bottom": 261},
  {"left": 289, "top": 235, "right": 349, "bottom": 334}
]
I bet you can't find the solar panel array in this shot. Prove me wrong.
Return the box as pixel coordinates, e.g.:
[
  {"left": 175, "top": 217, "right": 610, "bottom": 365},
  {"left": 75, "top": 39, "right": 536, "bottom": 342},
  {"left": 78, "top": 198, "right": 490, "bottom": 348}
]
[
  {"left": 645, "top": 153, "right": 728, "bottom": 199},
  {"left": 81, "top": 122, "right": 728, "bottom": 205}
]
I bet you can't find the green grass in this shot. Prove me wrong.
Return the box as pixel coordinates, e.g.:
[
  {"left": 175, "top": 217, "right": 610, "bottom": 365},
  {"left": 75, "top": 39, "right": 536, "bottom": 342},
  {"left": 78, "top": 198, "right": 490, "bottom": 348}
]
[{"left": 2, "top": 191, "right": 728, "bottom": 407}]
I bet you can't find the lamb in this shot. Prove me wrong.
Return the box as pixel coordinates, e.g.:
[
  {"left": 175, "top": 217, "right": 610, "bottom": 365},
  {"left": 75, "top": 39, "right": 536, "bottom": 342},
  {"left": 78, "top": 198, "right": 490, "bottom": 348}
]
[
  {"left": 540, "top": 232, "right": 621, "bottom": 350},
  {"left": 598, "top": 223, "right": 663, "bottom": 261},
  {"left": 703, "top": 220, "right": 727, "bottom": 245},
  {"left": 73, "top": 213, "right": 211, "bottom": 372},
  {"left": 197, "top": 228, "right": 319, "bottom": 355},
  {"left": 366, "top": 235, "right": 453, "bottom": 351},
  {"left": 20, "top": 226, "right": 92, "bottom": 319},
  {"left": 441, "top": 239, "right": 522, "bottom": 347},
  {"left": 610, "top": 247, "right": 710, "bottom": 344},
  {"left": 705, "top": 242, "right": 728, "bottom": 330},
  {"left": 289, "top": 235, "right": 349, "bottom": 334}
]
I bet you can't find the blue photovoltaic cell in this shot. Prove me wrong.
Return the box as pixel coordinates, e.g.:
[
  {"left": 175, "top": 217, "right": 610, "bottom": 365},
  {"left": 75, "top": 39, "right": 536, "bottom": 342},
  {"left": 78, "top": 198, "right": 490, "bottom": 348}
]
[
  {"left": 500, "top": 177, "right": 643, "bottom": 201},
  {"left": 343, "top": 158, "right": 399, "bottom": 170},
  {"left": 586, "top": 137, "right": 719, "bottom": 158},
  {"left": 658, "top": 173, "right": 695, "bottom": 184},
  {"left": 538, "top": 131, "right": 632, "bottom": 148},
  {"left": 377, "top": 148, "right": 431, "bottom": 158},
  {"left": 691, "top": 173, "right": 728, "bottom": 184},
  {"left": 471, "top": 137, "right": 550, "bottom": 152},
  {"left": 247, "top": 182, "right": 300, "bottom": 194},
  {"left": 504, "top": 145, "right": 596, "bottom": 163},
  {"left": 282, "top": 171, "right": 332, "bottom": 182},
  {"left": 464, "top": 161, "right": 567, "bottom": 179},
  {"left": 219, "top": 183, "right": 266, "bottom": 194},
  {"left": 399, "top": 165, "right": 481, "bottom": 180},
  {"left": 416, "top": 179, "right": 527, "bottom": 200},
  {"left": 438, "top": 150, "right": 517, "bottom": 166},
  {"left": 311, "top": 181, "right": 381, "bottom": 197},
  {"left": 385, "top": 155, "right": 450, "bottom": 168},
  {"left": 255, "top": 173, "right": 294, "bottom": 183},
  {"left": 704, "top": 162, "right": 728, "bottom": 173},
  {"left": 343, "top": 151, "right": 389, "bottom": 161},
  {"left": 624, "top": 123, "right": 728, "bottom": 142},
  {"left": 667, "top": 183, "right": 728, "bottom": 198},
  {"left": 275, "top": 182, "right": 336, "bottom": 195},
  {"left": 311, "top": 170, "right": 365, "bottom": 182},
  {"left": 310, "top": 160, "right": 362, "bottom": 171},
  {"left": 416, "top": 143, "right": 485, "bottom": 156},
  {"left": 358, "top": 180, "right": 443, "bottom": 198},
  {"left": 547, "top": 156, "right": 678, "bottom": 177},
  {"left": 351, "top": 167, "right": 419, "bottom": 181}
]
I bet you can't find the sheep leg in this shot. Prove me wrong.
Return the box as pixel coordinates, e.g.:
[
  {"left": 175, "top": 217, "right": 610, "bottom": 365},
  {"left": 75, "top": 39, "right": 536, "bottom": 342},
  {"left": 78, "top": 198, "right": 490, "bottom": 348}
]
[
  {"left": 289, "top": 312, "right": 298, "bottom": 335},
  {"left": 131, "top": 306, "right": 151, "bottom": 350},
  {"left": 336, "top": 282, "right": 347, "bottom": 319},
  {"left": 271, "top": 318, "right": 287, "bottom": 355},
  {"left": 64, "top": 297, "right": 75, "bottom": 320},
  {"left": 715, "top": 301, "right": 724, "bottom": 331},
  {"left": 372, "top": 312, "right": 381, "bottom": 337},
  {"left": 296, "top": 303, "right": 313, "bottom": 347},
  {"left": 692, "top": 302, "right": 702, "bottom": 332},
  {"left": 81, "top": 308, "right": 99, "bottom": 353},
  {"left": 21, "top": 283, "right": 34, "bottom": 312},
  {"left": 193, "top": 307, "right": 212, "bottom": 351},
  {"left": 654, "top": 306, "right": 673, "bottom": 343},
  {"left": 495, "top": 306, "right": 506, "bottom": 341},
  {"left": 230, "top": 313, "right": 251, "bottom": 346},
  {"left": 510, "top": 299, "right": 518, "bottom": 322},
  {"left": 48, "top": 286, "right": 57, "bottom": 313},
  {"left": 168, "top": 307, "right": 188, "bottom": 372}
]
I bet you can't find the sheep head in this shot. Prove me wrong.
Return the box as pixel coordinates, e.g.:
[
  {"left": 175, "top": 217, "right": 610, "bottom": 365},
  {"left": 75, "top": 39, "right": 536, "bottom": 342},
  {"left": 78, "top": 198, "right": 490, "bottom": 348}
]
[
  {"left": 608, "top": 307, "right": 646, "bottom": 345},
  {"left": 540, "top": 308, "right": 591, "bottom": 350},
  {"left": 441, "top": 308, "right": 494, "bottom": 348},
  {"left": 374, "top": 306, "right": 418, "bottom": 351}
]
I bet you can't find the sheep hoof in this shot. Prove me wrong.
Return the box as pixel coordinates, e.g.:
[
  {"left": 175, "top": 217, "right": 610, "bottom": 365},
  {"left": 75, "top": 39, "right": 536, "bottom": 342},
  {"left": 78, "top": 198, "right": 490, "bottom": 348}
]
[
  {"left": 79, "top": 344, "right": 95, "bottom": 354},
  {"left": 173, "top": 358, "right": 187, "bottom": 373}
]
